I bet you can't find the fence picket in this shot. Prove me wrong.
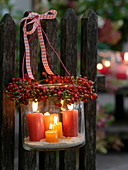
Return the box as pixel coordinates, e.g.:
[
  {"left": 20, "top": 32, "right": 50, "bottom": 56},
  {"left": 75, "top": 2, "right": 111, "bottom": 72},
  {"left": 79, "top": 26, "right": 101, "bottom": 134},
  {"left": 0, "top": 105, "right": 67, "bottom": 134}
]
[
  {"left": 79, "top": 9, "right": 98, "bottom": 170},
  {"left": 0, "top": 14, "right": 16, "bottom": 170},
  {"left": 18, "top": 12, "right": 38, "bottom": 170},
  {"left": 39, "top": 18, "right": 58, "bottom": 170},
  {"left": 59, "top": 9, "right": 78, "bottom": 170},
  {"left": 60, "top": 8, "right": 77, "bottom": 77}
]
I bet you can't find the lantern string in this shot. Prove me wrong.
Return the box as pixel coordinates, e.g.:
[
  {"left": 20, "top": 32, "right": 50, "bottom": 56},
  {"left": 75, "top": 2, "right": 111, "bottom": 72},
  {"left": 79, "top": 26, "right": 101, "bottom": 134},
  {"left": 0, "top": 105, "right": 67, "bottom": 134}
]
[{"left": 41, "top": 28, "right": 71, "bottom": 76}]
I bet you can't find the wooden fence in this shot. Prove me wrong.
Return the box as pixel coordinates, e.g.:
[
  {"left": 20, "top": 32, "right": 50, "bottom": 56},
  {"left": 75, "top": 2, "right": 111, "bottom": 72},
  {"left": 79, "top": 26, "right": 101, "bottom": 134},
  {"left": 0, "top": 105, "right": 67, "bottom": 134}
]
[{"left": 0, "top": 8, "right": 98, "bottom": 170}]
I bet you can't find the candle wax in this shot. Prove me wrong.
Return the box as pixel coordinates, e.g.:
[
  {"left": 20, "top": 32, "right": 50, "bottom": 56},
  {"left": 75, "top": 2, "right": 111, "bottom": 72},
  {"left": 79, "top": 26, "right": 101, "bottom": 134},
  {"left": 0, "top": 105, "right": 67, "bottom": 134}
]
[
  {"left": 62, "top": 110, "right": 78, "bottom": 137},
  {"left": 45, "top": 129, "right": 58, "bottom": 143},
  {"left": 53, "top": 122, "right": 63, "bottom": 138},
  {"left": 26, "top": 113, "right": 45, "bottom": 141}
]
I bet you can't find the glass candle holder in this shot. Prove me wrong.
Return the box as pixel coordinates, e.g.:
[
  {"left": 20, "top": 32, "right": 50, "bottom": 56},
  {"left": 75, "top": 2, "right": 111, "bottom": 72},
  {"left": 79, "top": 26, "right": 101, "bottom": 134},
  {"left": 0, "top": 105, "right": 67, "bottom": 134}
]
[{"left": 21, "top": 86, "right": 85, "bottom": 151}]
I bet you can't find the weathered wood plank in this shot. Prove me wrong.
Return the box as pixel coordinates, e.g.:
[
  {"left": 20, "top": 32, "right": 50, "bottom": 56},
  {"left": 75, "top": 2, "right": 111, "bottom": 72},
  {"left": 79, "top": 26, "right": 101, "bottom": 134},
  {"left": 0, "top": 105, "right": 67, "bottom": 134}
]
[
  {"left": 18, "top": 12, "right": 38, "bottom": 170},
  {"left": 79, "top": 9, "right": 98, "bottom": 170},
  {"left": 18, "top": 106, "right": 37, "bottom": 170},
  {"left": 60, "top": 8, "right": 77, "bottom": 77},
  {"left": 59, "top": 8, "right": 78, "bottom": 170},
  {"left": 40, "top": 18, "right": 58, "bottom": 78},
  {"left": 0, "top": 14, "right": 16, "bottom": 170},
  {"left": 39, "top": 18, "right": 58, "bottom": 170},
  {"left": 39, "top": 151, "right": 59, "bottom": 170}
]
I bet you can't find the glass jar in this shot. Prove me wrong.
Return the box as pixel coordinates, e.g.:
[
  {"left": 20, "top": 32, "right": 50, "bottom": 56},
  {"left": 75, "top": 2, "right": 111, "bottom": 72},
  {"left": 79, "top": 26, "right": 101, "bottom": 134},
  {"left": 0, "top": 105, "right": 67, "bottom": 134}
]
[{"left": 21, "top": 90, "right": 85, "bottom": 151}]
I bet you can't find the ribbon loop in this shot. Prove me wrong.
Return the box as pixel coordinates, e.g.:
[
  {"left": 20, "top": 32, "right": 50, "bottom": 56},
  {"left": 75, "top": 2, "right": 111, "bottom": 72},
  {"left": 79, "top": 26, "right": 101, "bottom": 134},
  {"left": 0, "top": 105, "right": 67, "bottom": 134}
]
[{"left": 20, "top": 10, "right": 57, "bottom": 79}]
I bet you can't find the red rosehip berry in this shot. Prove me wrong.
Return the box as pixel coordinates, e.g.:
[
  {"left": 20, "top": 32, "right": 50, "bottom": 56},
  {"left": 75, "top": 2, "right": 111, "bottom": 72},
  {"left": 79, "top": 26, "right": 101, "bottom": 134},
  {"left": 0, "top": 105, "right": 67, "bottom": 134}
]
[
  {"left": 91, "top": 93, "right": 97, "bottom": 99},
  {"left": 42, "top": 72, "right": 46, "bottom": 75},
  {"left": 88, "top": 80, "right": 94, "bottom": 86}
]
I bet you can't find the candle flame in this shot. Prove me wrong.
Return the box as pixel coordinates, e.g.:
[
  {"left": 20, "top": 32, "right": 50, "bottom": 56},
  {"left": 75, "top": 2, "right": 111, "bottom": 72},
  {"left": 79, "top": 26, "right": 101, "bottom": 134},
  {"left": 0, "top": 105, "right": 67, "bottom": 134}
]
[
  {"left": 67, "top": 104, "right": 74, "bottom": 110},
  {"left": 54, "top": 116, "right": 58, "bottom": 124},
  {"left": 44, "top": 112, "right": 50, "bottom": 115},
  {"left": 32, "top": 99, "right": 38, "bottom": 112},
  {"left": 49, "top": 123, "right": 53, "bottom": 129}
]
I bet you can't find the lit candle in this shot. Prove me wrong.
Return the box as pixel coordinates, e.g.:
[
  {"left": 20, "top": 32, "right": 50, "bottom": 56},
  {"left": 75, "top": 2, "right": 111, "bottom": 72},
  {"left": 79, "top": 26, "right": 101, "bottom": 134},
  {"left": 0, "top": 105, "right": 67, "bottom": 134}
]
[
  {"left": 45, "top": 123, "right": 58, "bottom": 143},
  {"left": 62, "top": 104, "right": 78, "bottom": 137},
  {"left": 43, "top": 112, "right": 59, "bottom": 131},
  {"left": 53, "top": 116, "right": 63, "bottom": 138},
  {"left": 26, "top": 101, "right": 45, "bottom": 141}
]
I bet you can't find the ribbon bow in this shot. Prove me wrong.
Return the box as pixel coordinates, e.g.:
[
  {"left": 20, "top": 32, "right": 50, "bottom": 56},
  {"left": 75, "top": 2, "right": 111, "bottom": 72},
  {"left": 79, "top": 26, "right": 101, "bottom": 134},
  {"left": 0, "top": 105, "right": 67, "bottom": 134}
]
[{"left": 20, "top": 10, "right": 57, "bottom": 79}]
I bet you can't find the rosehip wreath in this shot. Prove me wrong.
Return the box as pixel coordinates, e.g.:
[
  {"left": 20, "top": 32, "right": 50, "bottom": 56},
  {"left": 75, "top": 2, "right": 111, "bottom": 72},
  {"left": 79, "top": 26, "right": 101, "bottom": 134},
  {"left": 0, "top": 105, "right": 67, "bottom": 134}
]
[{"left": 5, "top": 74, "right": 97, "bottom": 106}]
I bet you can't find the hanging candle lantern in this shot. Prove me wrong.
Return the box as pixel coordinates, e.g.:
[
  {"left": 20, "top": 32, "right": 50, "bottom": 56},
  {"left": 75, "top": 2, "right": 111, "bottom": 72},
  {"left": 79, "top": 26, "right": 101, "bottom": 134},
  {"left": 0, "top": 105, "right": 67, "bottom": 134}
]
[
  {"left": 6, "top": 76, "right": 97, "bottom": 150},
  {"left": 19, "top": 82, "right": 88, "bottom": 151}
]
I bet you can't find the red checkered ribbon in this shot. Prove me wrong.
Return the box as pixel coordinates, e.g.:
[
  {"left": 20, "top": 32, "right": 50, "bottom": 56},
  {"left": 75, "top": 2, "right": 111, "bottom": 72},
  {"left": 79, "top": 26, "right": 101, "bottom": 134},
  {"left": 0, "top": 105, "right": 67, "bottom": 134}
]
[{"left": 20, "top": 10, "right": 57, "bottom": 79}]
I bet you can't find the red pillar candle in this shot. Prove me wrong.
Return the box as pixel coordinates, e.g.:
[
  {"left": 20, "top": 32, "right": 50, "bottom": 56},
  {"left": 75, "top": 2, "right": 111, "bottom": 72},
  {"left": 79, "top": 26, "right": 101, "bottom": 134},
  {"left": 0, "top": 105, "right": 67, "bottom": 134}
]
[
  {"left": 26, "top": 113, "right": 45, "bottom": 141},
  {"left": 62, "top": 109, "right": 78, "bottom": 137}
]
